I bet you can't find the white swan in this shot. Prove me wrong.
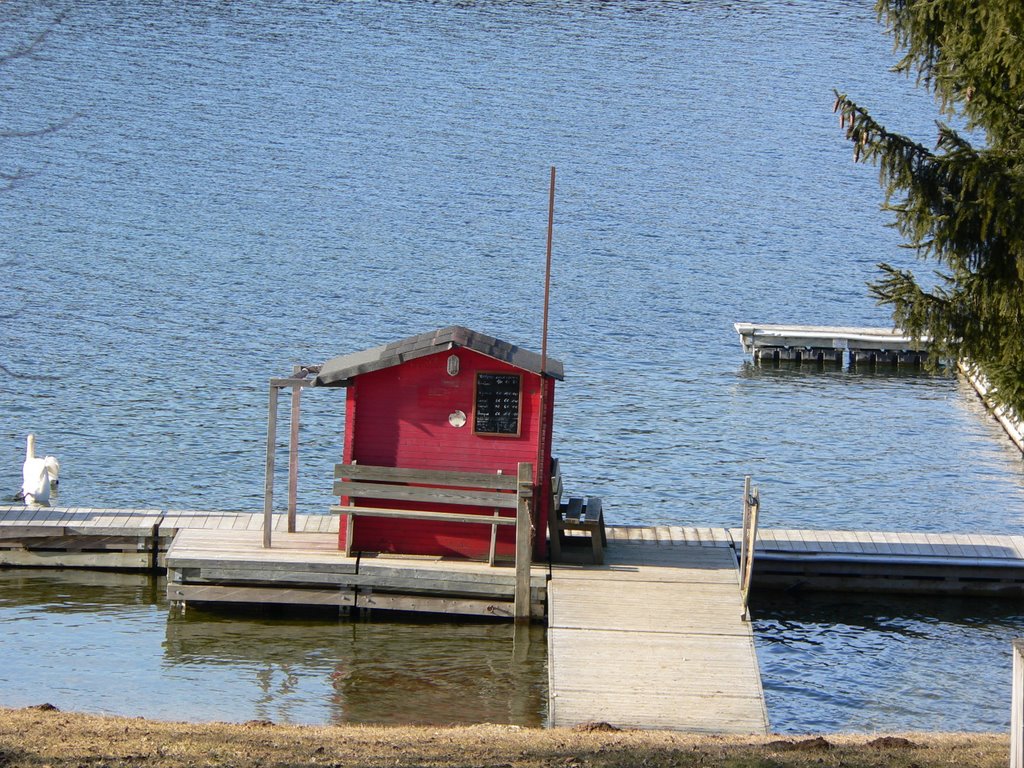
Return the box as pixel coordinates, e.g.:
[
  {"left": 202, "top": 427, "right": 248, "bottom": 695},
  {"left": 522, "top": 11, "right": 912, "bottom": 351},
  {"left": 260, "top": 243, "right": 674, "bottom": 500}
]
[
  {"left": 44, "top": 454, "right": 60, "bottom": 489},
  {"left": 21, "top": 434, "right": 51, "bottom": 505}
]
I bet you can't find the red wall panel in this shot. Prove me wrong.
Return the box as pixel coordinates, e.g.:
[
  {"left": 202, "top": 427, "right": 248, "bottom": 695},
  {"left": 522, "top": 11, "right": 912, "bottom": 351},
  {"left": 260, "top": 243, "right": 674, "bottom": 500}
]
[{"left": 337, "top": 348, "right": 553, "bottom": 559}]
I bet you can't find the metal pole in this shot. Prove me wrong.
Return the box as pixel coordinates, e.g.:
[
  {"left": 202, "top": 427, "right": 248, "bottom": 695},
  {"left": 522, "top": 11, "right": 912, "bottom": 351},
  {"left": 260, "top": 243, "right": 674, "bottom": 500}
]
[
  {"left": 263, "top": 383, "right": 279, "bottom": 548},
  {"left": 538, "top": 166, "right": 556, "bottom": 559},
  {"left": 740, "top": 475, "right": 751, "bottom": 588},
  {"left": 287, "top": 365, "right": 302, "bottom": 533},
  {"left": 541, "top": 165, "right": 555, "bottom": 367}
]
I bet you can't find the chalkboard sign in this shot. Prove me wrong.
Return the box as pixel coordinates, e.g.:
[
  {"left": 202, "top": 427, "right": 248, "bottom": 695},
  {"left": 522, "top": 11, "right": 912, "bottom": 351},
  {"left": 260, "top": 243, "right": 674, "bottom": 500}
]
[{"left": 473, "top": 372, "right": 522, "bottom": 436}]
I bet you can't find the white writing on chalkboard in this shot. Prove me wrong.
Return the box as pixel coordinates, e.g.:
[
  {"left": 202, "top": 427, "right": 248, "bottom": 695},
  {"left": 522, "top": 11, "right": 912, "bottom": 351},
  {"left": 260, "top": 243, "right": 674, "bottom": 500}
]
[{"left": 473, "top": 372, "right": 522, "bottom": 436}]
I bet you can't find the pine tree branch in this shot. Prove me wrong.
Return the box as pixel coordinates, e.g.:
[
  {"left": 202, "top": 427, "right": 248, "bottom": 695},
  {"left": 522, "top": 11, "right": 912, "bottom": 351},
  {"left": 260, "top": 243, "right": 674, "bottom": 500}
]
[{"left": 841, "top": 0, "right": 1024, "bottom": 415}]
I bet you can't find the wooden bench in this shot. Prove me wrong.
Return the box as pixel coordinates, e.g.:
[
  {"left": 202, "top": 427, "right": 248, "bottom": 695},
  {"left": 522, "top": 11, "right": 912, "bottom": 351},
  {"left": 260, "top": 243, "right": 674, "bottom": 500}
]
[
  {"left": 331, "top": 462, "right": 536, "bottom": 621},
  {"left": 556, "top": 496, "right": 607, "bottom": 564},
  {"left": 330, "top": 463, "right": 532, "bottom": 565}
]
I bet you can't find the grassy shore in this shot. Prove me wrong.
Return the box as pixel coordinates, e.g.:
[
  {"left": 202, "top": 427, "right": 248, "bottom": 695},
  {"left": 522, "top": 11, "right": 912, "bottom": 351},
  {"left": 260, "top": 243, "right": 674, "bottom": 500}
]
[{"left": 0, "top": 705, "right": 1008, "bottom": 768}]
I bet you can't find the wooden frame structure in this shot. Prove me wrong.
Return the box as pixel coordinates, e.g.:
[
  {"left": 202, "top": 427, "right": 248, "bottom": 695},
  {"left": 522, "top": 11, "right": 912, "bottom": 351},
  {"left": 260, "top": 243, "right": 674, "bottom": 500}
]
[
  {"left": 262, "top": 365, "right": 319, "bottom": 549},
  {"left": 739, "top": 475, "right": 760, "bottom": 620}
]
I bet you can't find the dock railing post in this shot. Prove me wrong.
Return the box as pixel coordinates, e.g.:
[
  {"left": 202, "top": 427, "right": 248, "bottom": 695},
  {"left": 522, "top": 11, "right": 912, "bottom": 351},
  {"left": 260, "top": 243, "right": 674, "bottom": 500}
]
[
  {"left": 1013, "top": 639, "right": 1024, "bottom": 768},
  {"left": 740, "top": 477, "right": 760, "bottom": 620},
  {"left": 514, "top": 462, "right": 534, "bottom": 623},
  {"left": 740, "top": 476, "right": 751, "bottom": 583}
]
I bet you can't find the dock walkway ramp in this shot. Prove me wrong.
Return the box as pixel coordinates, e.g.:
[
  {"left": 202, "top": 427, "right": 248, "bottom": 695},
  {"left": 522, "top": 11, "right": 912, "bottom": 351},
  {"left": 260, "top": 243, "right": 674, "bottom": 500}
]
[{"left": 547, "top": 527, "right": 768, "bottom": 733}]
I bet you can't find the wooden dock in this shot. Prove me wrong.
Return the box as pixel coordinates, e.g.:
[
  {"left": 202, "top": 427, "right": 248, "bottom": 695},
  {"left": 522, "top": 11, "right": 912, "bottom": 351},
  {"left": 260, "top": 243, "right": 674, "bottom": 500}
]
[
  {"left": 0, "top": 505, "right": 165, "bottom": 569},
  {"left": 6, "top": 507, "right": 1024, "bottom": 597},
  {"left": 0, "top": 506, "right": 336, "bottom": 570},
  {"left": 746, "top": 526, "right": 1024, "bottom": 595},
  {"left": 734, "top": 322, "right": 929, "bottom": 365},
  {"left": 600, "top": 525, "right": 1024, "bottom": 596},
  {"left": 165, "top": 527, "right": 548, "bottom": 619},
  {"left": 548, "top": 529, "right": 767, "bottom": 733}
]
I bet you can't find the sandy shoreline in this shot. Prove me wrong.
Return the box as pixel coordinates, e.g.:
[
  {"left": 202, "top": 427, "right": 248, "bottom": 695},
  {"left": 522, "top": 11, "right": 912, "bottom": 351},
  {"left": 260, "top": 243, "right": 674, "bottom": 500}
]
[{"left": 0, "top": 705, "right": 1008, "bottom": 768}]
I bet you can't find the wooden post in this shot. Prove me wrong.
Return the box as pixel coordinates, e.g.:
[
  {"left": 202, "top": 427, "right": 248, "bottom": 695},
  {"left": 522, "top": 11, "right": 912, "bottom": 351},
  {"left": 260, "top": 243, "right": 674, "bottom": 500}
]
[
  {"left": 740, "top": 477, "right": 760, "bottom": 620},
  {"left": 740, "top": 475, "right": 752, "bottom": 587},
  {"left": 512, "top": 621, "right": 531, "bottom": 664},
  {"left": 747, "top": 487, "right": 759, "bottom": 589},
  {"left": 1013, "top": 639, "right": 1024, "bottom": 768},
  {"left": 488, "top": 469, "right": 503, "bottom": 567},
  {"left": 548, "top": 456, "right": 562, "bottom": 562},
  {"left": 514, "top": 461, "right": 534, "bottom": 623},
  {"left": 263, "top": 383, "right": 279, "bottom": 548},
  {"left": 287, "top": 365, "right": 302, "bottom": 533}
]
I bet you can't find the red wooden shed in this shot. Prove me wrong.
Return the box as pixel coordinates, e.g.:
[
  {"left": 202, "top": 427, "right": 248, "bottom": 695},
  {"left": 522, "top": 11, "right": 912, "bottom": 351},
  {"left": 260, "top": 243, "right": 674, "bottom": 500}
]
[{"left": 312, "top": 326, "right": 563, "bottom": 561}]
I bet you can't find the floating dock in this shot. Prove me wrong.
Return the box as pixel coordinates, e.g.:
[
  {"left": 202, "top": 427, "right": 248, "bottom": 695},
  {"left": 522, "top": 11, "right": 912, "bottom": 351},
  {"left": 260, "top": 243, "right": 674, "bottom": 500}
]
[
  {"left": 0, "top": 506, "right": 333, "bottom": 570},
  {"left": 6, "top": 507, "right": 1024, "bottom": 597},
  {"left": 747, "top": 526, "right": 1024, "bottom": 595},
  {"left": 165, "top": 527, "right": 548, "bottom": 619},
  {"left": 549, "top": 528, "right": 767, "bottom": 733},
  {"left": 734, "top": 322, "right": 929, "bottom": 365}
]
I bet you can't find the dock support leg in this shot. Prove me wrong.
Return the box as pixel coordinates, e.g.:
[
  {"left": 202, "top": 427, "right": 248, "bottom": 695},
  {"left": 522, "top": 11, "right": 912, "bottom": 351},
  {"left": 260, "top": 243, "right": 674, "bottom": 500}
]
[
  {"left": 148, "top": 523, "right": 160, "bottom": 571},
  {"left": 514, "top": 462, "right": 534, "bottom": 623}
]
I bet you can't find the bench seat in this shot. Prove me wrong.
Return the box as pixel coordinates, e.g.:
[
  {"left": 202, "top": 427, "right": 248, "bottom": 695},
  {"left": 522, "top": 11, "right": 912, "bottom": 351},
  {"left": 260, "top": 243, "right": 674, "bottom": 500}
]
[
  {"left": 332, "top": 462, "right": 530, "bottom": 565},
  {"left": 557, "top": 496, "right": 606, "bottom": 564}
]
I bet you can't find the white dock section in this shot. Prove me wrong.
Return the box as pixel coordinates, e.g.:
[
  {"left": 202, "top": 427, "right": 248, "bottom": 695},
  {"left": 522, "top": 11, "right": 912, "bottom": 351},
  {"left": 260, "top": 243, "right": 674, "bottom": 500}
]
[
  {"left": 547, "top": 527, "right": 768, "bottom": 733},
  {"left": 734, "top": 323, "right": 916, "bottom": 351},
  {"left": 734, "top": 323, "right": 928, "bottom": 364}
]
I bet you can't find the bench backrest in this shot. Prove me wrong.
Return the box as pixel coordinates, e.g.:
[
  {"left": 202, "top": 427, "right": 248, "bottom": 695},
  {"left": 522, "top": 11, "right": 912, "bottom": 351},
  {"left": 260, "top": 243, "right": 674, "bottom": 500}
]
[{"left": 333, "top": 463, "right": 519, "bottom": 509}]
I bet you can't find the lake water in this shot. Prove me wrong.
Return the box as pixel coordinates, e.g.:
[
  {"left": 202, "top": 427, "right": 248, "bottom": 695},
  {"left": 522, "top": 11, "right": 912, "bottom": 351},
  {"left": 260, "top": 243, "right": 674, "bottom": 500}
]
[{"left": 2, "top": 0, "right": 1024, "bottom": 733}]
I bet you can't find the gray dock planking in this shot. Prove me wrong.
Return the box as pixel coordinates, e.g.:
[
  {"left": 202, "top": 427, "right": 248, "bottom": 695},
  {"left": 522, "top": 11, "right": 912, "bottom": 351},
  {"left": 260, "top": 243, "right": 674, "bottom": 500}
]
[
  {"left": 548, "top": 537, "right": 768, "bottom": 733},
  {"left": 0, "top": 506, "right": 337, "bottom": 569},
  {"left": 5, "top": 507, "right": 1024, "bottom": 578}
]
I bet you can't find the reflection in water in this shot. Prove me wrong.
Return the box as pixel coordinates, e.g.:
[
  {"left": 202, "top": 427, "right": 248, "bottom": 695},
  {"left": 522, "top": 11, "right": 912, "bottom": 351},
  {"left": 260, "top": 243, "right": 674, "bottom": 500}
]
[
  {"left": 752, "top": 591, "right": 1024, "bottom": 733},
  {"left": 0, "top": 569, "right": 545, "bottom": 726},
  {"left": 164, "top": 607, "right": 547, "bottom": 726}
]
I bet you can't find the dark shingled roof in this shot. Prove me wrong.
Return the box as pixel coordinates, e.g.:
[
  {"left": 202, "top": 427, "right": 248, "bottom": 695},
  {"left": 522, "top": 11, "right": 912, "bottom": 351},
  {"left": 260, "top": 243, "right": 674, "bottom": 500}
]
[{"left": 313, "top": 326, "right": 565, "bottom": 387}]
